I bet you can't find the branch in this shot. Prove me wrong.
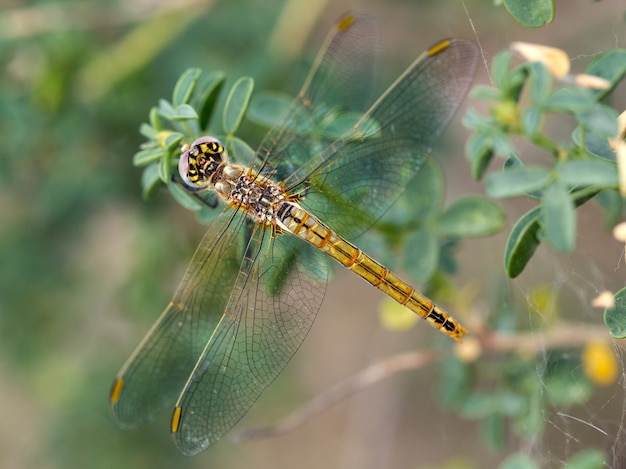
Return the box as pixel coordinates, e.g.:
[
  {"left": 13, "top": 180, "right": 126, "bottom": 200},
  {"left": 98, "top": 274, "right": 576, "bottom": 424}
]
[
  {"left": 231, "top": 322, "right": 615, "bottom": 443},
  {"left": 231, "top": 349, "right": 443, "bottom": 442}
]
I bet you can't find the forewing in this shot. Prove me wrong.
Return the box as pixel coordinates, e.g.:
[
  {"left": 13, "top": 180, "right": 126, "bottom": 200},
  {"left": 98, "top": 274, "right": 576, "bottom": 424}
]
[
  {"left": 291, "top": 39, "right": 480, "bottom": 238},
  {"left": 170, "top": 227, "right": 328, "bottom": 456},
  {"left": 110, "top": 210, "right": 248, "bottom": 428},
  {"left": 253, "top": 13, "right": 379, "bottom": 182}
]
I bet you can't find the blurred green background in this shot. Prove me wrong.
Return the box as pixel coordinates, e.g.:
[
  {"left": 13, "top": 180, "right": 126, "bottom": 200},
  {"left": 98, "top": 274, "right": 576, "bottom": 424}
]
[{"left": 2, "top": 0, "right": 626, "bottom": 468}]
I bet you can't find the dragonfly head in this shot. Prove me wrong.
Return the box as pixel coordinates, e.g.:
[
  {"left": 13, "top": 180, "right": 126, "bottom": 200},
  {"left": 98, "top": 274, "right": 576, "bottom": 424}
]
[{"left": 179, "top": 137, "right": 227, "bottom": 190}]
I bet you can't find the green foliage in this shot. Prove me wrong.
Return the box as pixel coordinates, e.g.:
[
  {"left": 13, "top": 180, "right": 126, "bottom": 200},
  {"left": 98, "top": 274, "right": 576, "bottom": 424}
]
[
  {"left": 465, "top": 49, "right": 626, "bottom": 278},
  {"left": 501, "top": 0, "right": 555, "bottom": 28},
  {"left": 604, "top": 287, "right": 626, "bottom": 339}
]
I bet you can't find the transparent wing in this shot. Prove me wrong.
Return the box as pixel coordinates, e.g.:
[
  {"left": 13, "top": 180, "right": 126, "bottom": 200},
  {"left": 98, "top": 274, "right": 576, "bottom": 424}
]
[
  {"left": 171, "top": 225, "right": 328, "bottom": 456},
  {"left": 110, "top": 210, "right": 249, "bottom": 428},
  {"left": 288, "top": 39, "right": 480, "bottom": 238},
  {"left": 253, "top": 13, "right": 379, "bottom": 182}
]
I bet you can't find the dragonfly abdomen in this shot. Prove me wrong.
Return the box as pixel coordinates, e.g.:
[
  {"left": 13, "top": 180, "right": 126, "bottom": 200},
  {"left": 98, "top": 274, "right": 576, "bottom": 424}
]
[{"left": 277, "top": 202, "right": 468, "bottom": 341}]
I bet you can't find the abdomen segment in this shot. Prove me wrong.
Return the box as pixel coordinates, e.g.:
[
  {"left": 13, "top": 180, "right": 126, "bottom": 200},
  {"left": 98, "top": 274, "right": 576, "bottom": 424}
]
[{"left": 277, "top": 202, "right": 468, "bottom": 341}]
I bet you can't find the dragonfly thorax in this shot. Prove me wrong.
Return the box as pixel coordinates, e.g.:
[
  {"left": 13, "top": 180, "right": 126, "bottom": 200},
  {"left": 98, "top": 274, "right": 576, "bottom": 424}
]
[{"left": 229, "top": 174, "right": 287, "bottom": 224}]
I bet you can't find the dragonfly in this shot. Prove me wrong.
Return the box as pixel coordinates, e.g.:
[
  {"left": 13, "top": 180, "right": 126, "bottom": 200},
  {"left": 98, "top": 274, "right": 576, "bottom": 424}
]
[{"left": 110, "top": 13, "right": 479, "bottom": 456}]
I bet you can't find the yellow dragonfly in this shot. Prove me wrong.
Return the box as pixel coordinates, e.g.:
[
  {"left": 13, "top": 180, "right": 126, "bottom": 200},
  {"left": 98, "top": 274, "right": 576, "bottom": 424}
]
[{"left": 110, "top": 13, "right": 479, "bottom": 456}]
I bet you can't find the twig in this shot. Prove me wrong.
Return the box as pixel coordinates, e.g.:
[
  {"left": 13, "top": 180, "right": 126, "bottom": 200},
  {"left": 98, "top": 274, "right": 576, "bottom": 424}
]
[
  {"left": 231, "top": 322, "right": 616, "bottom": 443},
  {"left": 231, "top": 349, "right": 443, "bottom": 442}
]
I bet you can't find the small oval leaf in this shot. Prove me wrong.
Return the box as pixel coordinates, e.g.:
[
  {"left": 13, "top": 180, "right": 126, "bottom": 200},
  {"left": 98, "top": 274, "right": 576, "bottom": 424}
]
[
  {"left": 563, "top": 449, "right": 606, "bottom": 469},
  {"left": 543, "top": 88, "right": 595, "bottom": 114},
  {"left": 172, "top": 68, "right": 201, "bottom": 107},
  {"left": 247, "top": 91, "right": 293, "bottom": 128},
  {"left": 504, "top": 206, "right": 541, "bottom": 278},
  {"left": 585, "top": 49, "right": 626, "bottom": 99},
  {"left": 541, "top": 182, "right": 576, "bottom": 252},
  {"left": 133, "top": 147, "right": 167, "bottom": 167},
  {"left": 403, "top": 228, "right": 439, "bottom": 284},
  {"left": 576, "top": 104, "right": 618, "bottom": 138},
  {"left": 223, "top": 77, "right": 254, "bottom": 135},
  {"left": 604, "top": 287, "right": 626, "bottom": 339},
  {"left": 229, "top": 136, "right": 255, "bottom": 166},
  {"left": 465, "top": 131, "right": 495, "bottom": 180},
  {"left": 557, "top": 160, "right": 618, "bottom": 188},
  {"left": 197, "top": 71, "right": 226, "bottom": 131},
  {"left": 167, "top": 181, "right": 204, "bottom": 212},
  {"left": 486, "top": 167, "right": 551, "bottom": 198},
  {"left": 436, "top": 196, "right": 505, "bottom": 238},
  {"left": 503, "top": 0, "right": 554, "bottom": 28},
  {"left": 172, "top": 104, "right": 198, "bottom": 121},
  {"left": 498, "top": 453, "right": 541, "bottom": 469},
  {"left": 141, "top": 163, "right": 162, "bottom": 199}
]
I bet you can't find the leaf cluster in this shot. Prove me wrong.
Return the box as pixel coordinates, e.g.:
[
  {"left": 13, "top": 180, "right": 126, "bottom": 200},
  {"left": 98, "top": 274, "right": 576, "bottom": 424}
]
[{"left": 465, "top": 49, "right": 626, "bottom": 277}]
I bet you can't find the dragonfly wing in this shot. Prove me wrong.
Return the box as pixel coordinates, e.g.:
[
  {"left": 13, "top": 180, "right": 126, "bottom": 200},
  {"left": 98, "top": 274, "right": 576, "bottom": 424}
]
[
  {"left": 170, "top": 227, "right": 328, "bottom": 456},
  {"left": 293, "top": 39, "right": 480, "bottom": 238},
  {"left": 254, "top": 13, "right": 379, "bottom": 181},
  {"left": 110, "top": 211, "right": 249, "bottom": 428}
]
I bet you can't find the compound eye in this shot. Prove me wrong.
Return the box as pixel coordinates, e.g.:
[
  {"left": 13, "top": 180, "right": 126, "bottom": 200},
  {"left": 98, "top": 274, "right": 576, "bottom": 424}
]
[
  {"left": 178, "top": 137, "right": 226, "bottom": 189},
  {"left": 178, "top": 147, "right": 197, "bottom": 189}
]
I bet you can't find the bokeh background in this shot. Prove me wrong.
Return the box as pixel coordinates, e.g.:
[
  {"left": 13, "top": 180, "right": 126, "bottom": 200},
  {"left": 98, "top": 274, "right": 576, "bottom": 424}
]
[{"left": 2, "top": 0, "right": 626, "bottom": 468}]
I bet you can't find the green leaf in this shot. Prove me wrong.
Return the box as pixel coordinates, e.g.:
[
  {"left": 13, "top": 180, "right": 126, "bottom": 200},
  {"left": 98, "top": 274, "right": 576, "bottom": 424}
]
[
  {"left": 163, "top": 132, "right": 184, "bottom": 152},
  {"left": 167, "top": 181, "right": 204, "bottom": 211},
  {"left": 459, "top": 392, "right": 496, "bottom": 418},
  {"left": 381, "top": 158, "right": 444, "bottom": 229},
  {"left": 604, "top": 287, "right": 626, "bottom": 338},
  {"left": 563, "top": 449, "right": 606, "bottom": 469},
  {"left": 318, "top": 111, "right": 378, "bottom": 140},
  {"left": 139, "top": 123, "right": 158, "bottom": 139},
  {"left": 504, "top": 206, "right": 541, "bottom": 277},
  {"left": 482, "top": 413, "right": 505, "bottom": 452},
  {"left": 402, "top": 228, "right": 438, "bottom": 284},
  {"left": 158, "top": 153, "right": 172, "bottom": 183},
  {"left": 541, "top": 182, "right": 576, "bottom": 252},
  {"left": 223, "top": 76, "right": 254, "bottom": 135},
  {"left": 228, "top": 136, "right": 255, "bottom": 166},
  {"left": 463, "top": 107, "right": 490, "bottom": 130},
  {"left": 486, "top": 167, "right": 551, "bottom": 198},
  {"left": 197, "top": 70, "right": 226, "bottom": 131},
  {"left": 133, "top": 147, "right": 167, "bottom": 166},
  {"left": 522, "top": 107, "right": 542, "bottom": 136},
  {"left": 470, "top": 85, "right": 502, "bottom": 100},
  {"left": 172, "top": 104, "right": 198, "bottom": 121},
  {"left": 437, "top": 358, "right": 474, "bottom": 408},
  {"left": 573, "top": 126, "right": 617, "bottom": 161},
  {"left": 596, "top": 189, "right": 623, "bottom": 226},
  {"left": 157, "top": 99, "right": 176, "bottom": 120},
  {"left": 556, "top": 160, "right": 618, "bottom": 188},
  {"left": 504, "top": 152, "right": 524, "bottom": 170},
  {"left": 544, "top": 359, "right": 592, "bottom": 406},
  {"left": 528, "top": 62, "right": 552, "bottom": 103},
  {"left": 503, "top": 0, "right": 554, "bottom": 27},
  {"left": 585, "top": 49, "right": 626, "bottom": 100},
  {"left": 543, "top": 88, "right": 595, "bottom": 114},
  {"left": 172, "top": 68, "right": 201, "bottom": 107},
  {"left": 492, "top": 51, "right": 512, "bottom": 90},
  {"left": 436, "top": 196, "right": 505, "bottom": 238},
  {"left": 247, "top": 91, "right": 293, "bottom": 128},
  {"left": 576, "top": 104, "right": 618, "bottom": 138},
  {"left": 149, "top": 106, "right": 165, "bottom": 130},
  {"left": 465, "top": 131, "right": 495, "bottom": 180},
  {"left": 513, "top": 388, "right": 544, "bottom": 436},
  {"left": 498, "top": 453, "right": 540, "bottom": 469},
  {"left": 141, "top": 163, "right": 162, "bottom": 199}
]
